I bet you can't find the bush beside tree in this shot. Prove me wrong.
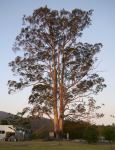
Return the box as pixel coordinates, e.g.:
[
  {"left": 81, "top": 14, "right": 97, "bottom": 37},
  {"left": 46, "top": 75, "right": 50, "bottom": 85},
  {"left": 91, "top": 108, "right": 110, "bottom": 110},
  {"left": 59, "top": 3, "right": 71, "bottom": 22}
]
[
  {"left": 64, "top": 120, "right": 90, "bottom": 139},
  {"left": 84, "top": 125, "right": 99, "bottom": 143},
  {"left": 103, "top": 127, "right": 115, "bottom": 142}
]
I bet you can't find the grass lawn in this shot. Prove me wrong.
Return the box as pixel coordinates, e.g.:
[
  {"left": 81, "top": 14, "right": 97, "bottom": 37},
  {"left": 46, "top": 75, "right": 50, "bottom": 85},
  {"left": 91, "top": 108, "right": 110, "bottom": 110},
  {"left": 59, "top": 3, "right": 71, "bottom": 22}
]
[{"left": 0, "top": 141, "right": 115, "bottom": 150}]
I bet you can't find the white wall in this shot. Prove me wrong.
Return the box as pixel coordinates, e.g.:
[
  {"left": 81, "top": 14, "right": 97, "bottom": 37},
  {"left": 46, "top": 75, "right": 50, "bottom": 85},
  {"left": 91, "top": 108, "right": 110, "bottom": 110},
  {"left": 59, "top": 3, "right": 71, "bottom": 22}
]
[{"left": 0, "top": 125, "right": 15, "bottom": 140}]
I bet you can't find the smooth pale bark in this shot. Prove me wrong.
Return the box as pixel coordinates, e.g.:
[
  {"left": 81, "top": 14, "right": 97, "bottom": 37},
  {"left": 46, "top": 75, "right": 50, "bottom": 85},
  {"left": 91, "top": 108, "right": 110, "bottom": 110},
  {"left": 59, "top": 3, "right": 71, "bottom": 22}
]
[
  {"left": 52, "top": 61, "right": 59, "bottom": 137},
  {"left": 59, "top": 83, "right": 64, "bottom": 135},
  {"left": 59, "top": 48, "right": 65, "bottom": 135}
]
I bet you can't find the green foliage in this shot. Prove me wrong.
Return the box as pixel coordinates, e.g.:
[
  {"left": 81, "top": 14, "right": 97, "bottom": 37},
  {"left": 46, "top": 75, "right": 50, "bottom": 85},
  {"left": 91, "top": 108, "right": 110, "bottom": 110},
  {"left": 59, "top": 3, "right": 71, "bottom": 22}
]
[
  {"left": 64, "top": 120, "right": 89, "bottom": 139},
  {"left": 84, "top": 125, "right": 99, "bottom": 143},
  {"left": 103, "top": 127, "right": 115, "bottom": 142},
  {"left": 31, "top": 129, "right": 49, "bottom": 139},
  {"left": 0, "top": 119, "right": 8, "bottom": 125},
  {"left": 7, "top": 114, "right": 31, "bottom": 130}
]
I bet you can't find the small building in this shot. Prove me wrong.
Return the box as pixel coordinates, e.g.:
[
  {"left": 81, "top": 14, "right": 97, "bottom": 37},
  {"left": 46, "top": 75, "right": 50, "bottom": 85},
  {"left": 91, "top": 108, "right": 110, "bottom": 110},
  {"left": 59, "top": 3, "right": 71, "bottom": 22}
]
[{"left": 0, "top": 125, "right": 15, "bottom": 140}]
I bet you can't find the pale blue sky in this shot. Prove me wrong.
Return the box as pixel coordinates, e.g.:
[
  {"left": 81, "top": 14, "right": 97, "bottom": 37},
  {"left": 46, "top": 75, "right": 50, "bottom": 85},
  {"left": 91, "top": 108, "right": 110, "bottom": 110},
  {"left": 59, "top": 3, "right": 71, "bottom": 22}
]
[{"left": 0, "top": 0, "right": 115, "bottom": 125}]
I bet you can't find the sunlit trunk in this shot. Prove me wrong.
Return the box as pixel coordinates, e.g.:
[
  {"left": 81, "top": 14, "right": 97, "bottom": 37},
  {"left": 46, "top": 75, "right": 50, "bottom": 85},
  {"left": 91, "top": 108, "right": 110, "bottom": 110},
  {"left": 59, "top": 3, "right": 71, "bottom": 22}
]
[
  {"left": 53, "top": 67, "right": 59, "bottom": 138},
  {"left": 59, "top": 116, "right": 63, "bottom": 137},
  {"left": 59, "top": 82, "right": 64, "bottom": 137},
  {"left": 59, "top": 48, "right": 65, "bottom": 137},
  {"left": 53, "top": 112, "right": 59, "bottom": 138}
]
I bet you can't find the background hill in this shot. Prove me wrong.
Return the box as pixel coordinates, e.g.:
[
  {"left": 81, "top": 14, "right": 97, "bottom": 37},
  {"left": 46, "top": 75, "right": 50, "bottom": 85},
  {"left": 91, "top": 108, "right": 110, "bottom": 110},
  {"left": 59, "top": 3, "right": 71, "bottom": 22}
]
[
  {"left": 0, "top": 111, "right": 13, "bottom": 119},
  {"left": 0, "top": 111, "right": 52, "bottom": 132}
]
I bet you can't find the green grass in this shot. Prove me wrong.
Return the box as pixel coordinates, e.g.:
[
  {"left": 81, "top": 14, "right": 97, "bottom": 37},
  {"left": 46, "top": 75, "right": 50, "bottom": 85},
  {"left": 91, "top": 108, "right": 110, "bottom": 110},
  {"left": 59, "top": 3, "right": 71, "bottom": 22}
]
[{"left": 0, "top": 141, "right": 115, "bottom": 150}]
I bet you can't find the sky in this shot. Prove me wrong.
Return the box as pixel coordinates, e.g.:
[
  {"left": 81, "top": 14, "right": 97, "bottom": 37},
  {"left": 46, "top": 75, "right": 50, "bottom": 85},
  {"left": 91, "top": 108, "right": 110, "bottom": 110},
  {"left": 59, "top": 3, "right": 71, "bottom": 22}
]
[{"left": 0, "top": 0, "right": 115, "bottom": 125}]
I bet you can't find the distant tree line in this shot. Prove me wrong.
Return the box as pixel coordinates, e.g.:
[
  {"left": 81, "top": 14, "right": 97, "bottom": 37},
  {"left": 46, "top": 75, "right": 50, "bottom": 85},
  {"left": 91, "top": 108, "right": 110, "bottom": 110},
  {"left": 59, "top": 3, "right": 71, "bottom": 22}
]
[
  {"left": 64, "top": 121, "right": 115, "bottom": 143},
  {"left": 1, "top": 116, "right": 115, "bottom": 143}
]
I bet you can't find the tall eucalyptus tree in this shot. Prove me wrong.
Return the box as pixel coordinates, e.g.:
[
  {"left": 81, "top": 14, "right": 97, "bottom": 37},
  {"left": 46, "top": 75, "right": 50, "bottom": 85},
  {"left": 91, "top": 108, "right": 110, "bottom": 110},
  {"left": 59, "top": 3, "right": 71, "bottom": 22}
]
[{"left": 8, "top": 7, "right": 106, "bottom": 137}]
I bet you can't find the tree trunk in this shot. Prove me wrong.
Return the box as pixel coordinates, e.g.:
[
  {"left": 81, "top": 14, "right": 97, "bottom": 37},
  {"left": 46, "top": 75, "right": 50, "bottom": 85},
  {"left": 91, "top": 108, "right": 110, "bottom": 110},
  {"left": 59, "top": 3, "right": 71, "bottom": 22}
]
[
  {"left": 59, "top": 48, "right": 65, "bottom": 137},
  {"left": 59, "top": 116, "right": 63, "bottom": 137},
  {"left": 53, "top": 67, "right": 59, "bottom": 138},
  {"left": 59, "top": 82, "right": 64, "bottom": 137},
  {"left": 54, "top": 112, "right": 59, "bottom": 139}
]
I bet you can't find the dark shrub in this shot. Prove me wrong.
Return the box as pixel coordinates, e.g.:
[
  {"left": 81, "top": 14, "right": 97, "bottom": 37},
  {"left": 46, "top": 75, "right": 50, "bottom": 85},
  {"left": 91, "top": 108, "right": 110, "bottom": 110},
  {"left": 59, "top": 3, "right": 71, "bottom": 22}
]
[
  {"left": 103, "top": 127, "right": 115, "bottom": 142},
  {"left": 64, "top": 120, "right": 89, "bottom": 139},
  {"left": 84, "top": 125, "right": 98, "bottom": 143},
  {"left": 32, "top": 129, "right": 49, "bottom": 139}
]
